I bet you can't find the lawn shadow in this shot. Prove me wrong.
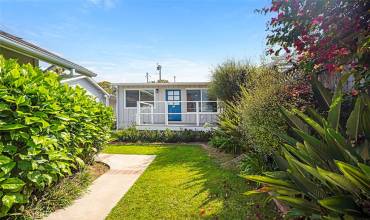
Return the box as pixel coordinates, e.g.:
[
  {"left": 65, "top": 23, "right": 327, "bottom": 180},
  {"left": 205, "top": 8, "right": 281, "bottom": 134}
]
[{"left": 149, "top": 144, "right": 278, "bottom": 219}]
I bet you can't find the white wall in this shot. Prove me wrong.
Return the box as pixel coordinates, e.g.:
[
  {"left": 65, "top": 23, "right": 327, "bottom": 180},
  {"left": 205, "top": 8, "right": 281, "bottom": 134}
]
[
  {"left": 65, "top": 78, "right": 106, "bottom": 104},
  {"left": 116, "top": 84, "right": 218, "bottom": 129}
]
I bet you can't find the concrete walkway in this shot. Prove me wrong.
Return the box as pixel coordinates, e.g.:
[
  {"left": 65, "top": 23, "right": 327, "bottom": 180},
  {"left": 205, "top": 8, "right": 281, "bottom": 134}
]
[{"left": 45, "top": 154, "right": 156, "bottom": 220}]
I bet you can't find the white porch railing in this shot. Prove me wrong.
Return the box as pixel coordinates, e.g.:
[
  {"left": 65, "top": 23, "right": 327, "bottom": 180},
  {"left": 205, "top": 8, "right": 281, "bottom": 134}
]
[{"left": 136, "top": 101, "right": 221, "bottom": 127}]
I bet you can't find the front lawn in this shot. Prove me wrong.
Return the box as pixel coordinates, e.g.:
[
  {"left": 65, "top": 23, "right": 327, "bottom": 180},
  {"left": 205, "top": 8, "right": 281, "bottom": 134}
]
[{"left": 103, "top": 144, "right": 278, "bottom": 219}]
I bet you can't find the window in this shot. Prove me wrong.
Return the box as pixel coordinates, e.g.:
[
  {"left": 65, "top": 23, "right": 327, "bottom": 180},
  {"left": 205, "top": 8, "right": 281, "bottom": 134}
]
[
  {"left": 201, "top": 89, "right": 217, "bottom": 112},
  {"left": 125, "top": 90, "right": 139, "bottom": 107},
  {"left": 125, "top": 89, "right": 154, "bottom": 108},
  {"left": 186, "top": 90, "right": 201, "bottom": 112},
  {"left": 186, "top": 89, "right": 217, "bottom": 112},
  {"left": 140, "top": 90, "right": 154, "bottom": 107}
]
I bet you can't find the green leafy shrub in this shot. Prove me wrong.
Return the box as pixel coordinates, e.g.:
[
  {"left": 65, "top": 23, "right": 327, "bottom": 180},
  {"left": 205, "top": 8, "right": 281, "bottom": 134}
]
[
  {"left": 0, "top": 56, "right": 113, "bottom": 217},
  {"left": 113, "top": 127, "right": 212, "bottom": 143},
  {"left": 244, "top": 75, "right": 370, "bottom": 219},
  {"left": 208, "top": 59, "right": 255, "bottom": 101},
  {"left": 239, "top": 153, "right": 269, "bottom": 176},
  {"left": 210, "top": 65, "right": 311, "bottom": 162},
  {"left": 208, "top": 132, "right": 241, "bottom": 154},
  {"left": 21, "top": 168, "right": 92, "bottom": 219},
  {"left": 209, "top": 101, "right": 244, "bottom": 154}
]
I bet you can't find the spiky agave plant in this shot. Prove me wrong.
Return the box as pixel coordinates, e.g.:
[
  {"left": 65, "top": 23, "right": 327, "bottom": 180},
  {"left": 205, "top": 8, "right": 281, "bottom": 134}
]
[{"left": 243, "top": 73, "right": 370, "bottom": 219}]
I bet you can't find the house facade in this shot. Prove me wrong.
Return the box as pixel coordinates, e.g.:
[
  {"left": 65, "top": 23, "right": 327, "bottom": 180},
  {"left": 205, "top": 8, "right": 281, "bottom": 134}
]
[
  {"left": 0, "top": 30, "right": 110, "bottom": 105},
  {"left": 61, "top": 76, "right": 110, "bottom": 106},
  {"left": 114, "top": 82, "right": 220, "bottom": 131}
]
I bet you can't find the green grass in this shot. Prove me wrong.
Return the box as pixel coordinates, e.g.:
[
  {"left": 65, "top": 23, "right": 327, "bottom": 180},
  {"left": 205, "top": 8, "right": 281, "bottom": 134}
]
[{"left": 103, "top": 144, "right": 278, "bottom": 220}]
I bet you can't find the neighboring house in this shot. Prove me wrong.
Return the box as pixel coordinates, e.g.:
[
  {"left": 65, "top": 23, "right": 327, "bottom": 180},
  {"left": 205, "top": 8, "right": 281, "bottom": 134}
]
[
  {"left": 0, "top": 30, "right": 110, "bottom": 105},
  {"left": 61, "top": 76, "right": 110, "bottom": 106},
  {"left": 113, "top": 82, "right": 221, "bottom": 131}
]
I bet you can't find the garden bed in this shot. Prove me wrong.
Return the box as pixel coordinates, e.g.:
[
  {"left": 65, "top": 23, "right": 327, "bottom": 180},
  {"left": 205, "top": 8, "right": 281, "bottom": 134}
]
[{"left": 19, "top": 162, "right": 109, "bottom": 219}]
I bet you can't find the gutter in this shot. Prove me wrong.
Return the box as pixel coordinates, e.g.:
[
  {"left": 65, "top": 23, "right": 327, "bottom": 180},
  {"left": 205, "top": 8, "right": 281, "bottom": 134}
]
[{"left": 0, "top": 35, "right": 97, "bottom": 77}]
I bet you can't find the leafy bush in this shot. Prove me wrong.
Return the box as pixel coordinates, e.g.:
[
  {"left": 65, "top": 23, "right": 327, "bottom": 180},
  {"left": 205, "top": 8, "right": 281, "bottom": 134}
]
[
  {"left": 238, "top": 68, "right": 290, "bottom": 154},
  {"left": 21, "top": 168, "right": 92, "bottom": 219},
  {"left": 208, "top": 59, "right": 255, "bottom": 101},
  {"left": 0, "top": 57, "right": 113, "bottom": 217},
  {"left": 210, "top": 65, "right": 311, "bottom": 160},
  {"left": 239, "top": 153, "right": 270, "bottom": 176},
  {"left": 208, "top": 131, "right": 241, "bottom": 154},
  {"left": 260, "top": 0, "right": 369, "bottom": 90},
  {"left": 244, "top": 76, "right": 370, "bottom": 219},
  {"left": 113, "top": 127, "right": 212, "bottom": 143},
  {"left": 20, "top": 162, "right": 108, "bottom": 219},
  {"left": 209, "top": 101, "right": 244, "bottom": 154}
]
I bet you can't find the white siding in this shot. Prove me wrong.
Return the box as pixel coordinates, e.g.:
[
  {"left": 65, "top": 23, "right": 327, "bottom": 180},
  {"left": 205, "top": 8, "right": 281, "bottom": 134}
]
[
  {"left": 65, "top": 78, "right": 106, "bottom": 104},
  {"left": 116, "top": 84, "right": 218, "bottom": 129}
]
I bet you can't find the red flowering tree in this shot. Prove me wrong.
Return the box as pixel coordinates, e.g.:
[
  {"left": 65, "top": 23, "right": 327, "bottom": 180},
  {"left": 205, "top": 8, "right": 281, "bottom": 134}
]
[{"left": 261, "top": 0, "right": 369, "bottom": 91}]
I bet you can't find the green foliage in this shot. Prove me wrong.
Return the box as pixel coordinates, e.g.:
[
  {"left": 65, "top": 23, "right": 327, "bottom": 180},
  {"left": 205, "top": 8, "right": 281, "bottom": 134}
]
[
  {"left": 243, "top": 79, "right": 370, "bottom": 218},
  {"left": 208, "top": 131, "right": 241, "bottom": 154},
  {"left": 237, "top": 69, "right": 291, "bottom": 154},
  {"left": 0, "top": 56, "right": 113, "bottom": 217},
  {"left": 114, "top": 127, "right": 212, "bottom": 143},
  {"left": 210, "top": 65, "right": 311, "bottom": 160},
  {"left": 208, "top": 59, "right": 255, "bottom": 101},
  {"left": 209, "top": 101, "right": 244, "bottom": 154},
  {"left": 19, "top": 168, "right": 93, "bottom": 219},
  {"left": 97, "top": 81, "right": 113, "bottom": 94},
  {"left": 239, "top": 153, "right": 270, "bottom": 176}
]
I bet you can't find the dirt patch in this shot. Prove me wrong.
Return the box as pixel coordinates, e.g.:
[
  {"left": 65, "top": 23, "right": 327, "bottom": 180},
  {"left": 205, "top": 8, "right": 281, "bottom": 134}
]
[
  {"left": 200, "top": 143, "right": 245, "bottom": 171},
  {"left": 88, "top": 162, "right": 110, "bottom": 180}
]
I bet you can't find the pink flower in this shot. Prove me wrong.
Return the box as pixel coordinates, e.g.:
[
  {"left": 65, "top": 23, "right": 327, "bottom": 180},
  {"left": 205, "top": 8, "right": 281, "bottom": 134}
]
[
  {"left": 312, "top": 15, "right": 324, "bottom": 25},
  {"left": 325, "top": 64, "right": 336, "bottom": 73},
  {"left": 278, "top": 12, "right": 284, "bottom": 19},
  {"left": 338, "top": 48, "right": 350, "bottom": 56},
  {"left": 284, "top": 46, "right": 291, "bottom": 54}
]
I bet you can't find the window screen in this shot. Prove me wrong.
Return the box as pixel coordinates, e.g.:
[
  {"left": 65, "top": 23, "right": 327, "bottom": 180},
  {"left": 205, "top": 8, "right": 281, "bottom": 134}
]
[
  {"left": 186, "top": 90, "right": 201, "bottom": 112},
  {"left": 125, "top": 89, "right": 155, "bottom": 108},
  {"left": 125, "top": 90, "right": 139, "bottom": 107},
  {"left": 140, "top": 90, "right": 154, "bottom": 107},
  {"left": 201, "top": 89, "right": 217, "bottom": 112}
]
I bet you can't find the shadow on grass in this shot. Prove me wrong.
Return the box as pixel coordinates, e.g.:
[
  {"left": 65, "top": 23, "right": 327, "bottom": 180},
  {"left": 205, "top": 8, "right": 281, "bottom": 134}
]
[{"left": 142, "top": 145, "right": 278, "bottom": 219}]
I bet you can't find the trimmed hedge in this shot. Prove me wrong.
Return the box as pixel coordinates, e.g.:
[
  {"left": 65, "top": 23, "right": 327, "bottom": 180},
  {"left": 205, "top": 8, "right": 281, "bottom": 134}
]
[
  {"left": 0, "top": 56, "right": 113, "bottom": 217},
  {"left": 113, "top": 127, "right": 212, "bottom": 143}
]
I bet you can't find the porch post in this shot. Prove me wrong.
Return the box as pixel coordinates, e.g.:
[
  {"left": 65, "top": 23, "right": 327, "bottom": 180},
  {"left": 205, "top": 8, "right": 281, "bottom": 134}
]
[
  {"left": 151, "top": 105, "right": 154, "bottom": 124},
  {"left": 165, "top": 101, "right": 168, "bottom": 125},
  {"left": 196, "top": 101, "right": 200, "bottom": 126},
  {"left": 137, "top": 101, "right": 141, "bottom": 125}
]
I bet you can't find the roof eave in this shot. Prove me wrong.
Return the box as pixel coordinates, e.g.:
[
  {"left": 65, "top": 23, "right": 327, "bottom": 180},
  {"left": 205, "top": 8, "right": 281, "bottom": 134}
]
[
  {"left": 61, "top": 75, "right": 110, "bottom": 96},
  {"left": 0, "top": 35, "right": 97, "bottom": 77}
]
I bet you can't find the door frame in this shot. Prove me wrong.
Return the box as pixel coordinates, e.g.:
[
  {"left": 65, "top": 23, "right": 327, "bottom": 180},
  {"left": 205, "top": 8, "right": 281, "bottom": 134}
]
[{"left": 165, "top": 89, "right": 182, "bottom": 121}]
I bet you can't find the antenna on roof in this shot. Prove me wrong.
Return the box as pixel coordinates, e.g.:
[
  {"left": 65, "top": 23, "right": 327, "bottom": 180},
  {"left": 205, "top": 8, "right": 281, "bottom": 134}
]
[
  {"left": 145, "top": 72, "right": 150, "bottom": 83},
  {"left": 173, "top": 75, "right": 176, "bottom": 83},
  {"left": 156, "top": 63, "right": 162, "bottom": 81}
]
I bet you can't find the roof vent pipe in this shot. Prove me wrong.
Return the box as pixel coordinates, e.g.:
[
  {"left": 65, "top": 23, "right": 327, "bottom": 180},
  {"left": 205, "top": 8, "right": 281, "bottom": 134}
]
[{"left": 70, "top": 68, "right": 76, "bottom": 76}]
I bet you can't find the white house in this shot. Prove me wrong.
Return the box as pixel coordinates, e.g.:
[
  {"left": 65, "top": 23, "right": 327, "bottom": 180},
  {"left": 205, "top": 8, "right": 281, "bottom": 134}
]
[
  {"left": 61, "top": 76, "right": 110, "bottom": 106},
  {"left": 0, "top": 30, "right": 110, "bottom": 105},
  {"left": 113, "top": 82, "right": 221, "bottom": 131}
]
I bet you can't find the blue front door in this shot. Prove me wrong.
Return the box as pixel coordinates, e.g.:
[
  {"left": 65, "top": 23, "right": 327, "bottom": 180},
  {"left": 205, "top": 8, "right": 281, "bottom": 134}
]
[{"left": 166, "top": 90, "right": 181, "bottom": 121}]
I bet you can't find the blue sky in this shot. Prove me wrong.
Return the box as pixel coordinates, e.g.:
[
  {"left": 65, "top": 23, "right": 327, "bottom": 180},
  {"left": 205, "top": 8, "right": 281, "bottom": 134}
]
[{"left": 0, "top": 0, "right": 270, "bottom": 82}]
